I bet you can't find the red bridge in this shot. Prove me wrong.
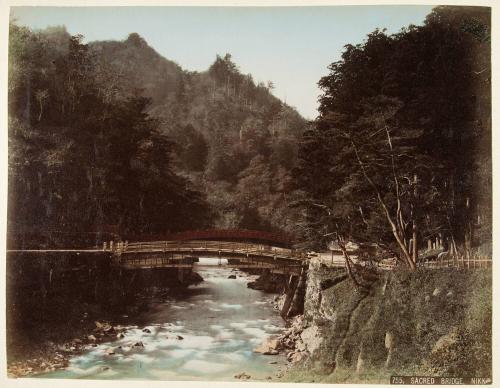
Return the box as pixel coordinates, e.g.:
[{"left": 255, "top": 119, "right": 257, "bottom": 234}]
[{"left": 127, "top": 229, "right": 294, "bottom": 248}]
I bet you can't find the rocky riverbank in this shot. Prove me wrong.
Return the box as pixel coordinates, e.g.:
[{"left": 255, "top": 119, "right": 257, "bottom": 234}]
[
  {"left": 249, "top": 259, "right": 492, "bottom": 383},
  {"left": 7, "top": 264, "right": 203, "bottom": 378},
  {"left": 8, "top": 299, "right": 139, "bottom": 377},
  {"left": 247, "top": 269, "right": 287, "bottom": 293},
  {"left": 8, "top": 318, "right": 132, "bottom": 377},
  {"left": 246, "top": 269, "right": 311, "bottom": 379},
  {"left": 279, "top": 260, "right": 492, "bottom": 383}
]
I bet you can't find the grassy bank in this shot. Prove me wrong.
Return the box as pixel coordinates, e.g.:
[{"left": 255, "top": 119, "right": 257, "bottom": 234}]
[{"left": 284, "top": 267, "right": 492, "bottom": 384}]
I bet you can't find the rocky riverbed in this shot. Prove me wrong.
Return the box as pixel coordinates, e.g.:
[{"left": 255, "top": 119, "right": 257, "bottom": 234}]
[
  {"left": 14, "top": 263, "right": 290, "bottom": 381},
  {"left": 7, "top": 290, "right": 172, "bottom": 378},
  {"left": 7, "top": 272, "right": 203, "bottom": 378}
]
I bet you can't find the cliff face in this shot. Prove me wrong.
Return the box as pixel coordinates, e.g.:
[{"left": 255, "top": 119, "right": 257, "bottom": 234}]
[{"left": 285, "top": 260, "right": 492, "bottom": 383}]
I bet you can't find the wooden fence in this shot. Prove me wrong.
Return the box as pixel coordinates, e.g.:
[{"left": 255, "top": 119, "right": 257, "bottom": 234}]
[
  {"left": 315, "top": 252, "right": 492, "bottom": 271},
  {"left": 418, "top": 255, "right": 492, "bottom": 269}
]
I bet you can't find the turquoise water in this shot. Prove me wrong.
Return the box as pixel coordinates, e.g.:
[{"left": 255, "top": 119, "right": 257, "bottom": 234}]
[{"left": 41, "top": 259, "right": 286, "bottom": 381}]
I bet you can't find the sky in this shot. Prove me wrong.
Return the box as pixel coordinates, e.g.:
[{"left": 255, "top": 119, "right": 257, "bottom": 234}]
[{"left": 10, "top": 5, "right": 435, "bottom": 119}]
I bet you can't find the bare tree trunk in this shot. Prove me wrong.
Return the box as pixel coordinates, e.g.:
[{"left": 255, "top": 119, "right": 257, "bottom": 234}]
[
  {"left": 412, "top": 222, "right": 418, "bottom": 263},
  {"left": 412, "top": 174, "right": 419, "bottom": 263},
  {"left": 338, "top": 239, "right": 362, "bottom": 288},
  {"left": 446, "top": 215, "right": 459, "bottom": 258},
  {"left": 350, "top": 139, "right": 416, "bottom": 270},
  {"left": 464, "top": 197, "right": 472, "bottom": 259},
  {"left": 38, "top": 99, "right": 43, "bottom": 121}
]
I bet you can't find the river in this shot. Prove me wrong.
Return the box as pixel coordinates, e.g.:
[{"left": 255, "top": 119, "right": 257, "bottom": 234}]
[{"left": 41, "top": 258, "right": 287, "bottom": 381}]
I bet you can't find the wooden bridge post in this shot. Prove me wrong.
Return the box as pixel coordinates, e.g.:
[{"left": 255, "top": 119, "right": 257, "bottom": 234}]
[
  {"left": 103, "top": 242, "right": 107, "bottom": 252},
  {"left": 110, "top": 240, "right": 114, "bottom": 252}
]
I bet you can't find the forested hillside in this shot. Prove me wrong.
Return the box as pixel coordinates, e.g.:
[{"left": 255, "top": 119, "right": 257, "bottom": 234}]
[
  {"left": 7, "top": 25, "right": 205, "bottom": 246},
  {"left": 8, "top": 24, "right": 307, "bottom": 247},
  {"left": 91, "top": 35, "right": 307, "bottom": 233},
  {"left": 294, "top": 6, "right": 491, "bottom": 265}
]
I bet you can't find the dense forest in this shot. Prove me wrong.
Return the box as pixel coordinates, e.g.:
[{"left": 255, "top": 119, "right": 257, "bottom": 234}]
[
  {"left": 8, "top": 22, "right": 306, "bottom": 247},
  {"left": 8, "top": 6, "right": 491, "bottom": 262},
  {"left": 91, "top": 34, "right": 307, "bottom": 234},
  {"left": 293, "top": 6, "right": 491, "bottom": 267}
]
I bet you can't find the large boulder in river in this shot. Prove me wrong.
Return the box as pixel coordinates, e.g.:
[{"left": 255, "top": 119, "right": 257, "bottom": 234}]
[
  {"left": 254, "top": 338, "right": 281, "bottom": 355},
  {"left": 188, "top": 272, "right": 204, "bottom": 284},
  {"left": 94, "top": 321, "right": 113, "bottom": 333}
]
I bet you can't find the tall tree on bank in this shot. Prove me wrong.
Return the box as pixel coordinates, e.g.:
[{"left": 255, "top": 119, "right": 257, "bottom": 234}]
[
  {"left": 294, "top": 6, "right": 491, "bottom": 268},
  {"left": 8, "top": 24, "right": 212, "bottom": 247}
]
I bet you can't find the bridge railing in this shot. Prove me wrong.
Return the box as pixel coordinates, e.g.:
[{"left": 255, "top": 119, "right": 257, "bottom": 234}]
[{"left": 117, "top": 240, "right": 307, "bottom": 260}]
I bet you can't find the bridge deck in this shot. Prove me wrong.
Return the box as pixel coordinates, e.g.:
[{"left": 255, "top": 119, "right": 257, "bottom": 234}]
[
  {"left": 116, "top": 240, "right": 308, "bottom": 272},
  {"left": 119, "top": 240, "right": 303, "bottom": 257}
]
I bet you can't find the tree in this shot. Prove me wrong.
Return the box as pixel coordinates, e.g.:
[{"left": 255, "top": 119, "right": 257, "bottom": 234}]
[
  {"left": 294, "top": 6, "right": 491, "bottom": 269},
  {"left": 8, "top": 23, "right": 213, "bottom": 247}
]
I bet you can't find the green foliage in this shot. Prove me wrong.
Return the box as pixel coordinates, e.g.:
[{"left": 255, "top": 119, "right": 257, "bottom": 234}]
[
  {"left": 8, "top": 24, "right": 308, "bottom": 243},
  {"left": 90, "top": 35, "right": 308, "bottom": 234},
  {"left": 294, "top": 6, "right": 491, "bottom": 255},
  {"left": 8, "top": 23, "right": 212, "bottom": 247},
  {"left": 170, "top": 124, "right": 208, "bottom": 172}
]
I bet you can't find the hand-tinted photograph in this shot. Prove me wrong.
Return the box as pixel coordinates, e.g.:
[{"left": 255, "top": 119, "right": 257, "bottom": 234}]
[{"left": 6, "top": 4, "right": 492, "bottom": 384}]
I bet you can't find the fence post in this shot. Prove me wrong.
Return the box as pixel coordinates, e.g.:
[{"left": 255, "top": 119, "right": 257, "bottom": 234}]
[
  {"left": 110, "top": 240, "right": 114, "bottom": 252},
  {"left": 427, "top": 239, "right": 432, "bottom": 251},
  {"left": 103, "top": 241, "right": 107, "bottom": 252}
]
